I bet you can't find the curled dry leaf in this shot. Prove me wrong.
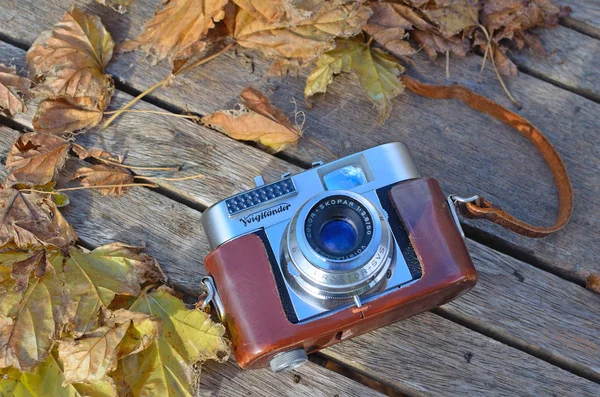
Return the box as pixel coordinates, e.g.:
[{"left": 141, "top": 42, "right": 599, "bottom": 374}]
[
  {"left": 202, "top": 87, "right": 301, "bottom": 152},
  {"left": 63, "top": 244, "right": 164, "bottom": 336},
  {"left": 70, "top": 163, "right": 134, "bottom": 196},
  {"left": 120, "top": 0, "right": 229, "bottom": 63},
  {"left": 0, "top": 64, "right": 30, "bottom": 116},
  {"left": 119, "top": 287, "right": 230, "bottom": 397},
  {"left": 72, "top": 145, "right": 119, "bottom": 162},
  {"left": 0, "top": 189, "right": 77, "bottom": 251},
  {"left": 5, "top": 132, "right": 70, "bottom": 187},
  {"left": 58, "top": 309, "right": 161, "bottom": 385},
  {"left": 0, "top": 251, "right": 67, "bottom": 372},
  {"left": 233, "top": 1, "right": 371, "bottom": 64},
  {"left": 33, "top": 93, "right": 112, "bottom": 135},
  {"left": 26, "top": 6, "right": 114, "bottom": 100},
  {"left": 363, "top": 3, "right": 415, "bottom": 58},
  {"left": 305, "top": 36, "right": 405, "bottom": 122},
  {"left": 0, "top": 352, "right": 117, "bottom": 397}
]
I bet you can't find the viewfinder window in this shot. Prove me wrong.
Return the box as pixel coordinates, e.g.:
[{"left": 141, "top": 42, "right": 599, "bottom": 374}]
[{"left": 322, "top": 165, "right": 368, "bottom": 190}]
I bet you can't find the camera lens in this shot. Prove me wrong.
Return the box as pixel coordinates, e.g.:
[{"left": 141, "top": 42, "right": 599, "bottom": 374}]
[{"left": 319, "top": 219, "right": 358, "bottom": 256}]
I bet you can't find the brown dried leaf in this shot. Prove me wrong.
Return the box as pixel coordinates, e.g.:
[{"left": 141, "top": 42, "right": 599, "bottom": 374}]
[
  {"left": 10, "top": 250, "right": 53, "bottom": 295},
  {"left": 0, "top": 64, "right": 30, "bottom": 116},
  {"left": 120, "top": 0, "right": 229, "bottom": 63},
  {"left": 412, "top": 29, "right": 471, "bottom": 59},
  {"left": 493, "top": 45, "right": 518, "bottom": 76},
  {"left": 364, "top": 3, "right": 415, "bottom": 58},
  {"left": 70, "top": 164, "right": 134, "bottom": 196},
  {"left": 586, "top": 273, "right": 600, "bottom": 294},
  {"left": 202, "top": 87, "right": 301, "bottom": 152},
  {"left": 33, "top": 95, "right": 109, "bottom": 135},
  {"left": 26, "top": 6, "right": 114, "bottom": 100},
  {"left": 0, "top": 189, "right": 77, "bottom": 251},
  {"left": 420, "top": 0, "right": 479, "bottom": 39},
  {"left": 72, "top": 145, "right": 118, "bottom": 162},
  {"left": 6, "top": 133, "right": 71, "bottom": 187},
  {"left": 233, "top": 2, "right": 371, "bottom": 64}
]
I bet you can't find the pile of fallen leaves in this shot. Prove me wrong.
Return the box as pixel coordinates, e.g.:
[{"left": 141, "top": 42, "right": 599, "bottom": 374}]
[{"left": 0, "top": 0, "right": 574, "bottom": 396}]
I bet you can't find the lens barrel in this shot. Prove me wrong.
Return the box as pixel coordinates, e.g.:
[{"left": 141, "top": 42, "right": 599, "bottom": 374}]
[{"left": 283, "top": 191, "right": 394, "bottom": 304}]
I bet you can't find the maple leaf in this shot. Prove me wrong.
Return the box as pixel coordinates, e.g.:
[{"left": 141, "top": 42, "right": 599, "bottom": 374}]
[
  {"left": 119, "top": 287, "right": 229, "bottom": 397},
  {"left": 5, "top": 133, "right": 71, "bottom": 187},
  {"left": 419, "top": 0, "right": 479, "bottom": 39},
  {"left": 202, "top": 87, "right": 301, "bottom": 152},
  {"left": 0, "top": 189, "right": 77, "bottom": 251},
  {"left": 0, "top": 251, "right": 68, "bottom": 372},
  {"left": 58, "top": 309, "right": 161, "bottom": 385},
  {"left": 120, "top": 0, "right": 229, "bottom": 63},
  {"left": 70, "top": 164, "right": 134, "bottom": 196},
  {"left": 0, "top": 64, "right": 30, "bottom": 116},
  {"left": 0, "top": 351, "right": 116, "bottom": 397},
  {"left": 305, "top": 36, "right": 405, "bottom": 122},
  {"left": 26, "top": 6, "right": 114, "bottom": 101},
  {"left": 63, "top": 244, "right": 164, "bottom": 336},
  {"left": 363, "top": 2, "right": 415, "bottom": 58},
  {"left": 233, "top": 2, "right": 372, "bottom": 64}
]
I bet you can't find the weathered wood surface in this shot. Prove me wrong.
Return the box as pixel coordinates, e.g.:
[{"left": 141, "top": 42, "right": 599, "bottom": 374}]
[
  {"left": 0, "top": 126, "right": 385, "bottom": 397},
  {"left": 1, "top": 31, "right": 600, "bottom": 392},
  {"left": 324, "top": 312, "right": 600, "bottom": 397},
  {"left": 1, "top": 0, "right": 598, "bottom": 284},
  {"left": 558, "top": 0, "right": 600, "bottom": 39},
  {"left": 510, "top": 25, "right": 600, "bottom": 102}
]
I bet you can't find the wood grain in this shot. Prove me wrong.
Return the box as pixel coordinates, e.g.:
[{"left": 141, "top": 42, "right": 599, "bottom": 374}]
[{"left": 0, "top": 0, "right": 597, "bottom": 283}]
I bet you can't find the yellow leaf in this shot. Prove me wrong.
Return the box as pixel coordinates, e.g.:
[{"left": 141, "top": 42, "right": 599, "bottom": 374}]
[
  {"left": 26, "top": 6, "right": 114, "bottom": 100},
  {"left": 63, "top": 244, "right": 164, "bottom": 336},
  {"left": 202, "top": 87, "right": 301, "bottom": 152},
  {"left": 0, "top": 189, "right": 77, "bottom": 251},
  {"left": 0, "top": 64, "right": 30, "bottom": 116},
  {"left": 121, "top": 287, "right": 229, "bottom": 397},
  {"left": 6, "top": 133, "right": 71, "bottom": 187},
  {"left": 58, "top": 309, "right": 161, "bottom": 385},
  {"left": 233, "top": 2, "right": 371, "bottom": 64},
  {"left": 305, "top": 37, "right": 405, "bottom": 122},
  {"left": 0, "top": 352, "right": 116, "bottom": 397},
  {"left": 69, "top": 164, "right": 133, "bottom": 196},
  {"left": 120, "top": 0, "right": 228, "bottom": 63},
  {"left": 0, "top": 252, "right": 67, "bottom": 372}
]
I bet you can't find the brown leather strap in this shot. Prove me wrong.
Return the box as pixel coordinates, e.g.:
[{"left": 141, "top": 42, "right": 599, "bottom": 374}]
[{"left": 401, "top": 76, "right": 573, "bottom": 238}]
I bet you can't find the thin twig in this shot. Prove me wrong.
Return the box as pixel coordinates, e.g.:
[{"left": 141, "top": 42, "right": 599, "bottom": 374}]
[
  {"left": 135, "top": 174, "right": 205, "bottom": 181},
  {"left": 478, "top": 43, "right": 490, "bottom": 83},
  {"left": 96, "top": 158, "right": 180, "bottom": 171},
  {"left": 102, "top": 42, "right": 235, "bottom": 129},
  {"left": 445, "top": 50, "right": 450, "bottom": 79},
  {"left": 20, "top": 183, "right": 159, "bottom": 195}
]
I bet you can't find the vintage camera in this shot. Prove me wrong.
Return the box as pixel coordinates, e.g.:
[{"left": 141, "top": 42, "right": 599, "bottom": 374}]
[{"left": 201, "top": 143, "right": 477, "bottom": 372}]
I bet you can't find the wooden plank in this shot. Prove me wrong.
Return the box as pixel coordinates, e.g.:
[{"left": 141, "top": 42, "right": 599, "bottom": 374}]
[
  {"left": 2, "top": 31, "right": 600, "bottom": 388},
  {"left": 0, "top": 125, "right": 384, "bottom": 397},
  {"left": 1, "top": 0, "right": 597, "bottom": 284},
  {"left": 509, "top": 26, "right": 600, "bottom": 102},
  {"left": 558, "top": 0, "right": 600, "bottom": 38},
  {"left": 323, "top": 312, "right": 600, "bottom": 396}
]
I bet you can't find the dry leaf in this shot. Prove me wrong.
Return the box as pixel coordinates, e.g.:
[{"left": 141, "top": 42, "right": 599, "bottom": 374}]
[
  {"left": 363, "top": 3, "right": 415, "bottom": 58},
  {"left": 202, "top": 87, "right": 301, "bottom": 151},
  {"left": 420, "top": 0, "right": 479, "bottom": 39},
  {"left": 63, "top": 244, "right": 164, "bottom": 335},
  {"left": 120, "top": 287, "right": 230, "bottom": 397},
  {"left": 120, "top": 0, "right": 229, "bottom": 63},
  {"left": 0, "top": 64, "right": 30, "bottom": 116},
  {"left": 0, "top": 352, "right": 116, "bottom": 397},
  {"left": 586, "top": 273, "right": 600, "bottom": 294},
  {"left": 305, "top": 36, "right": 405, "bottom": 122},
  {"left": 73, "top": 145, "right": 119, "bottom": 161},
  {"left": 6, "top": 133, "right": 71, "bottom": 187},
  {"left": 58, "top": 309, "right": 161, "bottom": 385},
  {"left": 9, "top": 250, "right": 52, "bottom": 295},
  {"left": 26, "top": 6, "right": 114, "bottom": 100},
  {"left": 33, "top": 92, "right": 111, "bottom": 135},
  {"left": 0, "top": 252, "right": 67, "bottom": 371},
  {"left": 233, "top": 2, "right": 371, "bottom": 64},
  {"left": 70, "top": 164, "right": 134, "bottom": 195},
  {"left": 97, "top": 0, "right": 134, "bottom": 14},
  {"left": 0, "top": 189, "right": 77, "bottom": 251}
]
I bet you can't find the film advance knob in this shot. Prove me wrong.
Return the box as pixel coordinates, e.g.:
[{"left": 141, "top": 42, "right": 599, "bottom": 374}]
[{"left": 269, "top": 348, "right": 308, "bottom": 372}]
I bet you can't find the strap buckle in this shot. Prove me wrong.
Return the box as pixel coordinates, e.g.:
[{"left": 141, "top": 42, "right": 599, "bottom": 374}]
[{"left": 447, "top": 194, "right": 480, "bottom": 240}]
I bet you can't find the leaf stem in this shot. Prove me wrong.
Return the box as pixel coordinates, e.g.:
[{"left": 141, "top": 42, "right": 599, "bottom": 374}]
[
  {"left": 134, "top": 174, "right": 205, "bottom": 181},
  {"left": 103, "top": 109, "right": 201, "bottom": 121},
  {"left": 19, "top": 183, "right": 159, "bottom": 195}
]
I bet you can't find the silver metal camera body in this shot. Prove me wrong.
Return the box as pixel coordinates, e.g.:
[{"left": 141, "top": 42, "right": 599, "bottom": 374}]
[{"left": 202, "top": 142, "right": 423, "bottom": 323}]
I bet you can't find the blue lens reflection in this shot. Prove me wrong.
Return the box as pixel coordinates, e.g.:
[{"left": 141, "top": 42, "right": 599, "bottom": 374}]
[
  {"left": 323, "top": 165, "right": 367, "bottom": 190},
  {"left": 319, "top": 219, "right": 358, "bottom": 256}
]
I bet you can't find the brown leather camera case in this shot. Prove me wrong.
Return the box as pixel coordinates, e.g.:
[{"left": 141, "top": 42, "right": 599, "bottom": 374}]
[{"left": 204, "top": 178, "right": 478, "bottom": 369}]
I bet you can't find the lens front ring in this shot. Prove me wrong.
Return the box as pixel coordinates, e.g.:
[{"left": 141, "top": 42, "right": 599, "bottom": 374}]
[{"left": 283, "top": 190, "right": 394, "bottom": 301}]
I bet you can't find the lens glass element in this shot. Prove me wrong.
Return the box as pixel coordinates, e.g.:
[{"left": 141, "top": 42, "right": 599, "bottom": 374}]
[{"left": 319, "top": 219, "right": 358, "bottom": 256}]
